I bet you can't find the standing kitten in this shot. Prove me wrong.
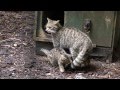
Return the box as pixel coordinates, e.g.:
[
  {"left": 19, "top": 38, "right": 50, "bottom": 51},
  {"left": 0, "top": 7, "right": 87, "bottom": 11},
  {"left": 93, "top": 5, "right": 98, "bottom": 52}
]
[
  {"left": 41, "top": 48, "right": 73, "bottom": 72},
  {"left": 45, "top": 18, "right": 93, "bottom": 69}
]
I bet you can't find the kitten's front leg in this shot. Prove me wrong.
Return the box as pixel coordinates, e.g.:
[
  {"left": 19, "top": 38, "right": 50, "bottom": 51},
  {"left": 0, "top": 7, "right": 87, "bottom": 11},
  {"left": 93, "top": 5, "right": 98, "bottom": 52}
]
[{"left": 58, "top": 61, "right": 65, "bottom": 73}]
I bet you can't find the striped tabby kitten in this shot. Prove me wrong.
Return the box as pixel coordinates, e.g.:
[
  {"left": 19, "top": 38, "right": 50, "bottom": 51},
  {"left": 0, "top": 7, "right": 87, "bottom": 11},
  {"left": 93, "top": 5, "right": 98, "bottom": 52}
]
[
  {"left": 45, "top": 18, "right": 93, "bottom": 69},
  {"left": 41, "top": 48, "right": 73, "bottom": 72}
]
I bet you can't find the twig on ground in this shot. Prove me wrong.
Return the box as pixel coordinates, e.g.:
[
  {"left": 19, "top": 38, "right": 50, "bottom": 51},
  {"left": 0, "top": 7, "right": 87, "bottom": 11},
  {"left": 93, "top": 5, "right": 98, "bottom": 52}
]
[{"left": 0, "top": 38, "right": 21, "bottom": 44}]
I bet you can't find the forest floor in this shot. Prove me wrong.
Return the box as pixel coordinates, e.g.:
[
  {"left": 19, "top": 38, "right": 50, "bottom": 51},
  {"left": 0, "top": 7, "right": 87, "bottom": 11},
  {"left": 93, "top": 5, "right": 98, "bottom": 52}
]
[{"left": 0, "top": 11, "right": 120, "bottom": 79}]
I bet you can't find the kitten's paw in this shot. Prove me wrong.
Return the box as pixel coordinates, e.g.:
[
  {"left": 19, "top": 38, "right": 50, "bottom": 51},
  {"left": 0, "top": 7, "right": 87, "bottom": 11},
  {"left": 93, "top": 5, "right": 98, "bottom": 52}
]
[{"left": 60, "top": 68, "right": 65, "bottom": 73}]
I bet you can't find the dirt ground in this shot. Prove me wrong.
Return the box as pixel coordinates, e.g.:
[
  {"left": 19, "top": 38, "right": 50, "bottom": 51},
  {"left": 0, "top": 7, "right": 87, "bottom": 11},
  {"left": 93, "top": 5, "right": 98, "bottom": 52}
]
[{"left": 0, "top": 11, "right": 120, "bottom": 79}]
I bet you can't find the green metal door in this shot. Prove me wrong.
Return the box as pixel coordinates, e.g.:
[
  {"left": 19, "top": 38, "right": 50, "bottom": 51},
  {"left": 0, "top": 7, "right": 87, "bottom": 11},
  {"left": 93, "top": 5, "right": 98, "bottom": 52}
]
[{"left": 64, "top": 11, "right": 116, "bottom": 47}]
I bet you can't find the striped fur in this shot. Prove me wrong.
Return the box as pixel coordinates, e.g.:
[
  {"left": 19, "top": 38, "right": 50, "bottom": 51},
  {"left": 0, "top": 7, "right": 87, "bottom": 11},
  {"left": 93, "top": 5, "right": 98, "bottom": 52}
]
[
  {"left": 41, "top": 48, "right": 73, "bottom": 72},
  {"left": 45, "top": 18, "right": 93, "bottom": 68}
]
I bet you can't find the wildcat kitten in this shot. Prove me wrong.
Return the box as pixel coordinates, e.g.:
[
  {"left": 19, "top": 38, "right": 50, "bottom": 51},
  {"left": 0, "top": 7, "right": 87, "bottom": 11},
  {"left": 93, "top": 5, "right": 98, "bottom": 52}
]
[
  {"left": 41, "top": 48, "right": 73, "bottom": 72},
  {"left": 45, "top": 18, "right": 93, "bottom": 69}
]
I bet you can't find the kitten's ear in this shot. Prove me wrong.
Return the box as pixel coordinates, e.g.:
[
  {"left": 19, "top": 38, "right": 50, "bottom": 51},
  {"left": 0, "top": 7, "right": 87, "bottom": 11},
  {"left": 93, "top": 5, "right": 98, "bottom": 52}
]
[
  {"left": 47, "top": 17, "right": 52, "bottom": 23},
  {"left": 48, "top": 54, "right": 52, "bottom": 58},
  {"left": 54, "top": 20, "right": 60, "bottom": 24}
]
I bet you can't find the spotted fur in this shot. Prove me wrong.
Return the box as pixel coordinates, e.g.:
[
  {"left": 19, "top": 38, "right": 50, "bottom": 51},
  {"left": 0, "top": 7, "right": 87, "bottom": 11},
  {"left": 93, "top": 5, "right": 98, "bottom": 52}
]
[{"left": 41, "top": 48, "right": 73, "bottom": 72}]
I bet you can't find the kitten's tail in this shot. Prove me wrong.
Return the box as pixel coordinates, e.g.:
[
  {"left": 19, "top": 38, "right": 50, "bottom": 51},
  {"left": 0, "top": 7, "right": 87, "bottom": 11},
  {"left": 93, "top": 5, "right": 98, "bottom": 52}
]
[{"left": 40, "top": 48, "right": 50, "bottom": 56}]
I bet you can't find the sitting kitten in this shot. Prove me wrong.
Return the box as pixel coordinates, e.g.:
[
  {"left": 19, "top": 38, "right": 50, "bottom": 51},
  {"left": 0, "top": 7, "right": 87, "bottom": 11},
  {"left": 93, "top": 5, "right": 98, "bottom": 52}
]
[
  {"left": 41, "top": 48, "right": 73, "bottom": 72},
  {"left": 45, "top": 18, "right": 93, "bottom": 69}
]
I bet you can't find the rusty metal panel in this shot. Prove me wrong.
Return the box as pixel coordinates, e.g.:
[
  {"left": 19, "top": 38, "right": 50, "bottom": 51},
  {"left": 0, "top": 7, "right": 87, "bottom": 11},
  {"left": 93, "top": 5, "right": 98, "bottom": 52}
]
[{"left": 64, "top": 11, "right": 115, "bottom": 47}]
